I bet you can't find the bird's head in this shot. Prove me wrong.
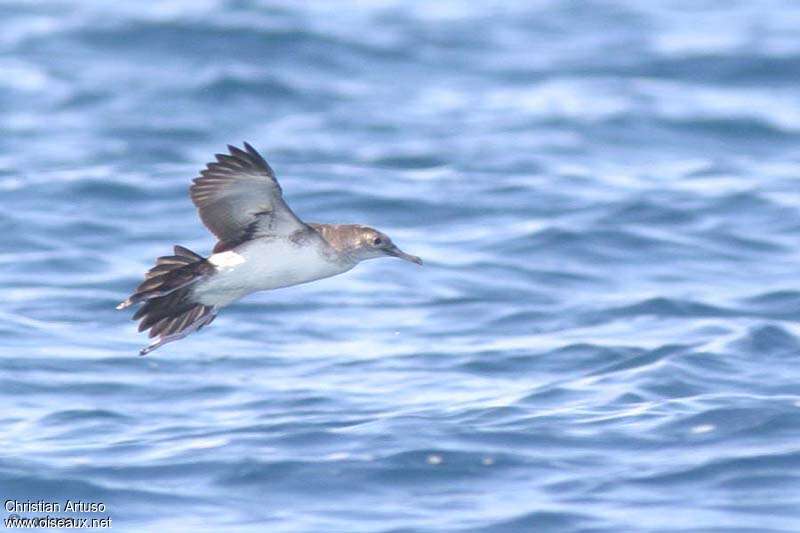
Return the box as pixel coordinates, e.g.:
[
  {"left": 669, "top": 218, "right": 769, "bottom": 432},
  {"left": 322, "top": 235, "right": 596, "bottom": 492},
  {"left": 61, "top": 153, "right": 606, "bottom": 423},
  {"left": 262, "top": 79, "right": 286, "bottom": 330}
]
[{"left": 345, "top": 225, "right": 422, "bottom": 265}]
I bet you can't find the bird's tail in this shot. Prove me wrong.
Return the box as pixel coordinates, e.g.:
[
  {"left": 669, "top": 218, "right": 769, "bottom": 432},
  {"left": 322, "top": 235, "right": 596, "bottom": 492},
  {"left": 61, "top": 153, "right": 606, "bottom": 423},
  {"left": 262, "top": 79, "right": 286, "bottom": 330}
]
[{"left": 117, "top": 245, "right": 217, "bottom": 355}]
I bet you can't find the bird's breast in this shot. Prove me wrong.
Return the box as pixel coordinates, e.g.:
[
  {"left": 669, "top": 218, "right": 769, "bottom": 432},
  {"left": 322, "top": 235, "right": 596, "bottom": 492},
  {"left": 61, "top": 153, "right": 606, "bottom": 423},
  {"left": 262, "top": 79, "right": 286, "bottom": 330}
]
[{"left": 193, "top": 237, "right": 352, "bottom": 306}]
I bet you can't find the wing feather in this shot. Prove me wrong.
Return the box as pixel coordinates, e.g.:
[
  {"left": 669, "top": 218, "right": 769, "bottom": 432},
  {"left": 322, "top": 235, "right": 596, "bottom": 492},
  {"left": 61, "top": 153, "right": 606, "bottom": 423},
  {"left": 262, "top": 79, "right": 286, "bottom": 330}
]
[{"left": 189, "top": 142, "right": 306, "bottom": 246}]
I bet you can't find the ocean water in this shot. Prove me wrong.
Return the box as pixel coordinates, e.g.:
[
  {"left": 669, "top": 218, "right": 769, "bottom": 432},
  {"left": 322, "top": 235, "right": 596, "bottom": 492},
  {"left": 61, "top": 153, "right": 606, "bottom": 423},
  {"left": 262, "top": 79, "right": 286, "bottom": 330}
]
[{"left": 2, "top": 1, "right": 800, "bottom": 531}]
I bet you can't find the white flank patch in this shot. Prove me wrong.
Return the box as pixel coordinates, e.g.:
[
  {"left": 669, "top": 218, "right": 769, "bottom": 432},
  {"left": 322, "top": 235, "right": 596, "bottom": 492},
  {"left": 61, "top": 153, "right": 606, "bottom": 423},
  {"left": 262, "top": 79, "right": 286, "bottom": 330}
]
[{"left": 209, "top": 250, "right": 246, "bottom": 268}]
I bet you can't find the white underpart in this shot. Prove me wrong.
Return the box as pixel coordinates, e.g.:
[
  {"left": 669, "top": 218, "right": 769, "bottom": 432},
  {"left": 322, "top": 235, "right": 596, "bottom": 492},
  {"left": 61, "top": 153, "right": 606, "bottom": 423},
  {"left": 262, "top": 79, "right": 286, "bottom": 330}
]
[
  {"left": 209, "top": 250, "right": 247, "bottom": 268},
  {"left": 193, "top": 237, "right": 355, "bottom": 307}
]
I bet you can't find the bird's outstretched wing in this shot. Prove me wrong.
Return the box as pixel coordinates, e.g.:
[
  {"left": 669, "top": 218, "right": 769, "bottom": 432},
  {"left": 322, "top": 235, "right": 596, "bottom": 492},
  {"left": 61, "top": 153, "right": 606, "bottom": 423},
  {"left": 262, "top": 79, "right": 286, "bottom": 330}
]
[{"left": 190, "top": 143, "right": 306, "bottom": 249}]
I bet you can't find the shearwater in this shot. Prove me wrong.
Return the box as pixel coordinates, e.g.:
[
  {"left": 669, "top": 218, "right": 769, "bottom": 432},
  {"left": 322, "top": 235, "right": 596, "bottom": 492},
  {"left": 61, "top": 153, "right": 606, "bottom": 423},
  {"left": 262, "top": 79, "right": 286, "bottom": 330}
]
[{"left": 117, "top": 143, "right": 422, "bottom": 355}]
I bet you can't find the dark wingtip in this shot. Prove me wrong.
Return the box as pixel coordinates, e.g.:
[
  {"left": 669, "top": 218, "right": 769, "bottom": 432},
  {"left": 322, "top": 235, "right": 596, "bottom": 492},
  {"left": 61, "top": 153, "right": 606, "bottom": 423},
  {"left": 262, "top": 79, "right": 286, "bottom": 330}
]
[
  {"left": 242, "top": 142, "right": 274, "bottom": 177},
  {"left": 204, "top": 142, "right": 273, "bottom": 178}
]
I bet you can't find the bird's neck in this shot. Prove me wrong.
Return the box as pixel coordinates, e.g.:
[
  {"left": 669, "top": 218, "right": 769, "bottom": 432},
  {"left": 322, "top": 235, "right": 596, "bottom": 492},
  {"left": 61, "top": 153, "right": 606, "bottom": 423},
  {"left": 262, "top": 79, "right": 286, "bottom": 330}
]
[{"left": 308, "top": 223, "right": 362, "bottom": 257}]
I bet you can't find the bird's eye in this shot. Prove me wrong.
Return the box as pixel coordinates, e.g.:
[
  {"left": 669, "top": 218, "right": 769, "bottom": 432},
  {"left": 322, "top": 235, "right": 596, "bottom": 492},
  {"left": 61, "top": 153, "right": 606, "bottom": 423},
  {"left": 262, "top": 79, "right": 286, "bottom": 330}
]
[{"left": 373, "top": 237, "right": 383, "bottom": 246}]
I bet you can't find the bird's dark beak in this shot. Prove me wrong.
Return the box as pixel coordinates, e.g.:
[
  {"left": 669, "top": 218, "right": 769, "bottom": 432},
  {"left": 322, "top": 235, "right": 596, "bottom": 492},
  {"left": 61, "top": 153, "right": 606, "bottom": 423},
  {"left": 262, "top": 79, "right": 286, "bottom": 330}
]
[{"left": 387, "top": 245, "right": 423, "bottom": 265}]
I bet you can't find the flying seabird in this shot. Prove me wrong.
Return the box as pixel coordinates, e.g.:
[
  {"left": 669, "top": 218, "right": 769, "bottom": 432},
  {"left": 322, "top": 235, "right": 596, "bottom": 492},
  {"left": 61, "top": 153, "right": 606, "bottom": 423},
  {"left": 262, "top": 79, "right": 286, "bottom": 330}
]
[{"left": 117, "top": 143, "right": 422, "bottom": 355}]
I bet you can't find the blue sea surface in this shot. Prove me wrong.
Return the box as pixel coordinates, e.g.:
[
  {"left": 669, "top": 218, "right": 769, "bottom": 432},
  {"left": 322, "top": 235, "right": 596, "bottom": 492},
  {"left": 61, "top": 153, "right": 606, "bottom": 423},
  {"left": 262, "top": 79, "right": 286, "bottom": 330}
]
[{"left": 3, "top": 1, "right": 800, "bottom": 531}]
